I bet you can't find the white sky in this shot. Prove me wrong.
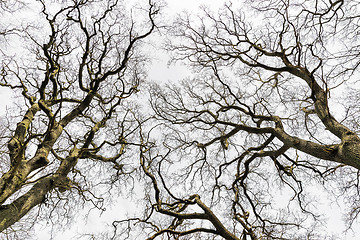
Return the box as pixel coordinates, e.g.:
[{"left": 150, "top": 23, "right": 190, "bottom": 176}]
[
  {"left": 0, "top": 88, "right": 11, "bottom": 114},
  {"left": 0, "top": 1, "right": 227, "bottom": 239},
  {"left": 0, "top": 0, "right": 227, "bottom": 116},
  {"left": 1, "top": 0, "right": 360, "bottom": 239}
]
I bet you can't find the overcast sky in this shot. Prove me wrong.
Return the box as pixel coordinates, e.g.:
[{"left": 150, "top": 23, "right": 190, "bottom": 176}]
[
  {"left": 1, "top": 1, "right": 360, "bottom": 239},
  {"left": 0, "top": 0, "right": 225, "bottom": 115},
  {"left": 0, "top": 1, "right": 227, "bottom": 239}
]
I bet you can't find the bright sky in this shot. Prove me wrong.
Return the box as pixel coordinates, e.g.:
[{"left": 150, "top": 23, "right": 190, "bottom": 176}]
[
  {"left": 0, "top": 88, "right": 11, "bottom": 115},
  {"left": 0, "top": 1, "right": 227, "bottom": 239},
  {"left": 1, "top": 0, "right": 360, "bottom": 239},
  {"left": 0, "top": 0, "right": 226, "bottom": 117}
]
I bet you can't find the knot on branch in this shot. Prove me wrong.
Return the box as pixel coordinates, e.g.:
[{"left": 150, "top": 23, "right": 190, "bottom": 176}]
[
  {"left": 337, "top": 132, "right": 360, "bottom": 165},
  {"left": 8, "top": 138, "right": 23, "bottom": 166},
  {"left": 8, "top": 138, "right": 20, "bottom": 155},
  {"left": 54, "top": 177, "right": 72, "bottom": 193},
  {"left": 189, "top": 194, "right": 200, "bottom": 200}
]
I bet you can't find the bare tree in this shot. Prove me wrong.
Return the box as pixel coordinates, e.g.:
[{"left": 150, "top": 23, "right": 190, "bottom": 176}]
[
  {"left": 0, "top": 0, "right": 159, "bottom": 238},
  {"left": 111, "top": 0, "right": 360, "bottom": 239},
  {"left": 3, "top": 0, "right": 360, "bottom": 239}
]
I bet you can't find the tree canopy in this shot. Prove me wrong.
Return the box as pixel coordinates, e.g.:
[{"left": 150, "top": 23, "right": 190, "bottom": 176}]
[{"left": 1, "top": 0, "right": 360, "bottom": 239}]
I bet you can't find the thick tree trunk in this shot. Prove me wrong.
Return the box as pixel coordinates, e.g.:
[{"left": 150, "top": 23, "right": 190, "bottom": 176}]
[{"left": 0, "top": 177, "right": 53, "bottom": 232}]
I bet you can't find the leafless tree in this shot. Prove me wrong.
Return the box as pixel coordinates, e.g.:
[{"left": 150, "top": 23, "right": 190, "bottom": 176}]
[
  {"left": 3, "top": 0, "right": 360, "bottom": 239},
  {"left": 112, "top": 0, "right": 360, "bottom": 239},
  {"left": 0, "top": 0, "right": 159, "bottom": 238}
]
